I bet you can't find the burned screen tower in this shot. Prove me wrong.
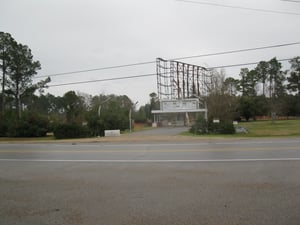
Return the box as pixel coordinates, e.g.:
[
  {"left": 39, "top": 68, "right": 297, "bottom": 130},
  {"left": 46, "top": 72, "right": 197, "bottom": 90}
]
[
  {"left": 153, "top": 58, "right": 210, "bottom": 126},
  {"left": 156, "top": 58, "right": 210, "bottom": 100}
]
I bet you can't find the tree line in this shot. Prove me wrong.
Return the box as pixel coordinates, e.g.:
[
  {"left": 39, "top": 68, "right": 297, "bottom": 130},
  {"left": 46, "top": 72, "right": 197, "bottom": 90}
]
[
  {"left": 1, "top": 31, "right": 300, "bottom": 137},
  {"left": 0, "top": 32, "right": 50, "bottom": 119},
  {"left": 207, "top": 57, "right": 300, "bottom": 122},
  {"left": 0, "top": 32, "right": 146, "bottom": 137}
]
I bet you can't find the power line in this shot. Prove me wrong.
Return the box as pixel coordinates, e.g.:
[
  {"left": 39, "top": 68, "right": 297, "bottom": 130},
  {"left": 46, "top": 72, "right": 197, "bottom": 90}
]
[
  {"left": 36, "top": 61, "right": 155, "bottom": 78},
  {"left": 176, "top": 0, "right": 300, "bottom": 15},
  {"left": 208, "top": 58, "right": 293, "bottom": 70},
  {"left": 48, "top": 58, "right": 294, "bottom": 88},
  {"left": 49, "top": 73, "right": 156, "bottom": 87},
  {"left": 36, "top": 42, "right": 300, "bottom": 79},
  {"left": 281, "top": 0, "right": 300, "bottom": 3},
  {"left": 171, "top": 42, "right": 300, "bottom": 61}
]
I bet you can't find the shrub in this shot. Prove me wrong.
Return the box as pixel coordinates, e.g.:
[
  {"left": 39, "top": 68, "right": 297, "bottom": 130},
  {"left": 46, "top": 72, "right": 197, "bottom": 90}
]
[
  {"left": 208, "top": 121, "right": 235, "bottom": 134},
  {"left": 190, "top": 116, "right": 208, "bottom": 134},
  {"left": 54, "top": 124, "right": 90, "bottom": 139},
  {"left": 219, "top": 121, "right": 235, "bottom": 134},
  {"left": 0, "top": 120, "right": 8, "bottom": 137},
  {"left": 190, "top": 117, "right": 235, "bottom": 135},
  {"left": 7, "top": 114, "right": 49, "bottom": 137}
]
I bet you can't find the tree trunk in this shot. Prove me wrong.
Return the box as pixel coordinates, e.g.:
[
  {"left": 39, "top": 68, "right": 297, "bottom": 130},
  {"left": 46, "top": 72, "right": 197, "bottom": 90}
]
[
  {"left": 1, "top": 59, "right": 5, "bottom": 114},
  {"left": 16, "top": 79, "right": 21, "bottom": 119}
]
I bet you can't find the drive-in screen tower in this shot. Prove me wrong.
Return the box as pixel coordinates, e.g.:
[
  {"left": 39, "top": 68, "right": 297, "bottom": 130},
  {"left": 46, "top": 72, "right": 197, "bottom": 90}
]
[{"left": 152, "top": 58, "right": 211, "bottom": 126}]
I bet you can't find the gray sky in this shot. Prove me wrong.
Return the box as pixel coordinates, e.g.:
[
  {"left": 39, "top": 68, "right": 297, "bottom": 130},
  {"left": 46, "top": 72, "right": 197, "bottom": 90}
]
[{"left": 1, "top": 0, "right": 300, "bottom": 106}]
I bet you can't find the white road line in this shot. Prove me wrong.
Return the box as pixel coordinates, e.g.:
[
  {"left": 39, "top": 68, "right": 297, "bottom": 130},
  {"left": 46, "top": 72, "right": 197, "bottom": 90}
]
[
  {"left": 1, "top": 158, "right": 300, "bottom": 163},
  {"left": 1, "top": 140, "right": 300, "bottom": 150},
  {"left": 103, "top": 140, "right": 300, "bottom": 147}
]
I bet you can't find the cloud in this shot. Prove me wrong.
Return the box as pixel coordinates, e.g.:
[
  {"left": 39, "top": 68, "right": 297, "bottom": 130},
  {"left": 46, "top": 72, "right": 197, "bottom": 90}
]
[{"left": 1, "top": 0, "right": 300, "bottom": 105}]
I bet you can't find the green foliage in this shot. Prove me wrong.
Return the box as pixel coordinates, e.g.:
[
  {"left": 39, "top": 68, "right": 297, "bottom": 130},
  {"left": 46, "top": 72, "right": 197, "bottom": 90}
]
[
  {"left": 255, "top": 60, "right": 269, "bottom": 96},
  {"left": 86, "top": 94, "right": 132, "bottom": 136},
  {"left": 6, "top": 114, "right": 49, "bottom": 137},
  {"left": 1, "top": 32, "right": 16, "bottom": 114},
  {"left": 240, "top": 120, "right": 300, "bottom": 137},
  {"left": 207, "top": 71, "right": 240, "bottom": 121},
  {"left": 218, "top": 121, "right": 236, "bottom": 134},
  {"left": 207, "top": 121, "right": 235, "bottom": 134},
  {"left": 0, "top": 118, "right": 8, "bottom": 137},
  {"left": 284, "top": 95, "right": 300, "bottom": 116},
  {"left": 190, "top": 116, "right": 208, "bottom": 134},
  {"left": 224, "top": 77, "right": 240, "bottom": 96},
  {"left": 134, "top": 106, "right": 147, "bottom": 123},
  {"left": 2, "top": 35, "right": 300, "bottom": 139},
  {"left": 254, "top": 96, "right": 270, "bottom": 116},
  {"left": 239, "top": 96, "right": 256, "bottom": 121},
  {"left": 0, "top": 32, "right": 50, "bottom": 120},
  {"left": 287, "top": 57, "right": 300, "bottom": 95},
  {"left": 53, "top": 124, "right": 90, "bottom": 139},
  {"left": 63, "top": 91, "right": 85, "bottom": 123},
  {"left": 190, "top": 116, "right": 235, "bottom": 135},
  {"left": 239, "top": 68, "right": 258, "bottom": 97}
]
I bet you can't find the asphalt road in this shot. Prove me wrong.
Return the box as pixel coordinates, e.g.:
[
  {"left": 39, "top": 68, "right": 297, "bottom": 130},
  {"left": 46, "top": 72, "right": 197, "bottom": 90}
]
[{"left": 1, "top": 138, "right": 300, "bottom": 225}]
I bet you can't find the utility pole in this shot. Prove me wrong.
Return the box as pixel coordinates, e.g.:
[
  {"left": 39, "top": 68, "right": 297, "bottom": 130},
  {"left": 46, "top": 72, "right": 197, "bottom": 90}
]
[
  {"left": 97, "top": 97, "right": 112, "bottom": 137},
  {"left": 98, "top": 97, "right": 112, "bottom": 118},
  {"left": 129, "top": 101, "right": 138, "bottom": 133}
]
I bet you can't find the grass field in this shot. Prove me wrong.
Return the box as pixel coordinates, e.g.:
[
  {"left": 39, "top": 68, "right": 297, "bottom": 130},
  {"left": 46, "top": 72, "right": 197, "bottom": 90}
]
[
  {"left": 183, "top": 119, "right": 300, "bottom": 138},
  {"left": 239, "top": 119, "right": 300, "bottom": 137},
  {"left": 0, "top": 120, "right": 299, "bottom": 142}
]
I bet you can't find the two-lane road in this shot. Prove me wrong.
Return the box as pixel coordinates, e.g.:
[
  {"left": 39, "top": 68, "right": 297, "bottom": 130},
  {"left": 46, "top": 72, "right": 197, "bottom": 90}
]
[
  {"left": 1, "top": 139, "right": 300, "bottom": 161},
  {"left": 1, "top": 139, "right": 300, "bottom": 225}
]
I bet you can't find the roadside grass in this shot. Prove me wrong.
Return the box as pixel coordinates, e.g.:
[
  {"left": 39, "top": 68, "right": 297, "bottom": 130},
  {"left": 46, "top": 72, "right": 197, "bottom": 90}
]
[
  {"left": 239, "top": 119, "right": 300, "bottom": 137},
  {"left": 0, "top": 125, "right": 154, "bottom": 142},
  {"left": 0, "top": 135, "right": 55, "bottom": 143},
  {"left": 184, "top": 119, "right": 300, "bottom": 138},
  {"left": 1, "top": 120, "right": 300, "bottom": 142}
]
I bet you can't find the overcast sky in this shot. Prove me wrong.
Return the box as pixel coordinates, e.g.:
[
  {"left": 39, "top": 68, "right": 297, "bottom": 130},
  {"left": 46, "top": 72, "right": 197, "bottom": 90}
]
[{"left": 1, "top": 0, "right": 300, "bottom": 106}]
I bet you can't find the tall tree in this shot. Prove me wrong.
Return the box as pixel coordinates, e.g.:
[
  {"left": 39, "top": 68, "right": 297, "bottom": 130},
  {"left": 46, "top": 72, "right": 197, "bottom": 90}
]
[
  {"left": 224, "top": 77, "right": 239, "bottom": 96},
  {"left": 287, "top": 57, "right": 300, "bottom": 95},
  {"left": 239, "top": 68, "right": 257, "bottom": 97},
  {"left": 239, "top": 96, "right": 256, "bottom": 121},
  {"left": 5, "top": 40, "right": 49, "bottom": 119},
  {"left": 268, "top": 57, "right": 284, "bottom": 98},
  {"left": 255, "top": 61, "right": 269, "bottom": 96},
  {"left": 63, "top": 91, "right": 85, "bottom": 123},
  {"left": 208, "top": 69, "right": 226, "bottom": 95},
  {"left": 149, "top": 92, "right": 159, "bottom": 110},
  {"left": 207, "top": 70, "right": 238, "bottom": 121},
  {"left": 0, "top": 32, "right": 16, "bottom": 114},
  {"left": 87, "top": 94, "right": 134, "bottom": 136}
]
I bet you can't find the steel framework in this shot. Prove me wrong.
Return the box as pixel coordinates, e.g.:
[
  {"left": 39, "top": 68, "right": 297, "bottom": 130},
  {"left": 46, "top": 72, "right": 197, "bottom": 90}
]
[{"left": 156, "top": 58, "right": 210, "bottom": 100}]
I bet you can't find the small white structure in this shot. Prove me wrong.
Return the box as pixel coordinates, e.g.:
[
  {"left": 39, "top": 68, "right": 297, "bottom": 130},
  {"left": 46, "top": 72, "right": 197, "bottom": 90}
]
[
  {"left": 104, "top": 130, "right": 120, "bottom": 137},
  {"left": 151, "top": 98, "right": 207, "bottom": 126}
]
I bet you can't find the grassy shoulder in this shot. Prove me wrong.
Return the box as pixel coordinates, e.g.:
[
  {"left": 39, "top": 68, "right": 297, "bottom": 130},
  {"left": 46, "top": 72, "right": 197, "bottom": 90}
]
[
  {"left": 1, "top": 120, "right": 300, "bottom": 142},
  {"left": 0, "top": 135, "right": 55, "bottom": 143},
  {"left": 0, "top": 125, "right": 155, "bottom": 143},
  {"left": 184, "top": 119, "right": 300, "bottom": 138},
  {"left": 240, "top": 119, "right": 300, "bottom": 137}
]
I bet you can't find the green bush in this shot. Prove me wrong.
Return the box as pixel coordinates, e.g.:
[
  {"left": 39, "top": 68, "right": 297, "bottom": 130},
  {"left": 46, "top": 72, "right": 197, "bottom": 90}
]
[
  {"left": 208, "top": 122, "right": 221, "bottom": 134},
  {"left": 218, "top": 121, "right": 236, "bottom": 134},
  {"left": 190, "top": 118, "right": 235, "bottom": 135},
  {"left": 208, "top": 121, "right": 235, "bottom": 134},
  {"left": 0, "top": 120, "right": 8, "bottom": 137},
  {"left": 190, "top": 116, "right": 208, "bottom": 134},
  {"left": 7, "top": 114, "right": 49, "bottom": 137},
  {"left": 54, "top": 124, "right": 90, "bottom": 139}
]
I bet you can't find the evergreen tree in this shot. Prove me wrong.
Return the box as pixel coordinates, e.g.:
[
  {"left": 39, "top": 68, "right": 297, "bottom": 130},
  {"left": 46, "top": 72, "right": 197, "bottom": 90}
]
[{"left": 287, "top": 57, "right": 300, "bottom": 95}]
